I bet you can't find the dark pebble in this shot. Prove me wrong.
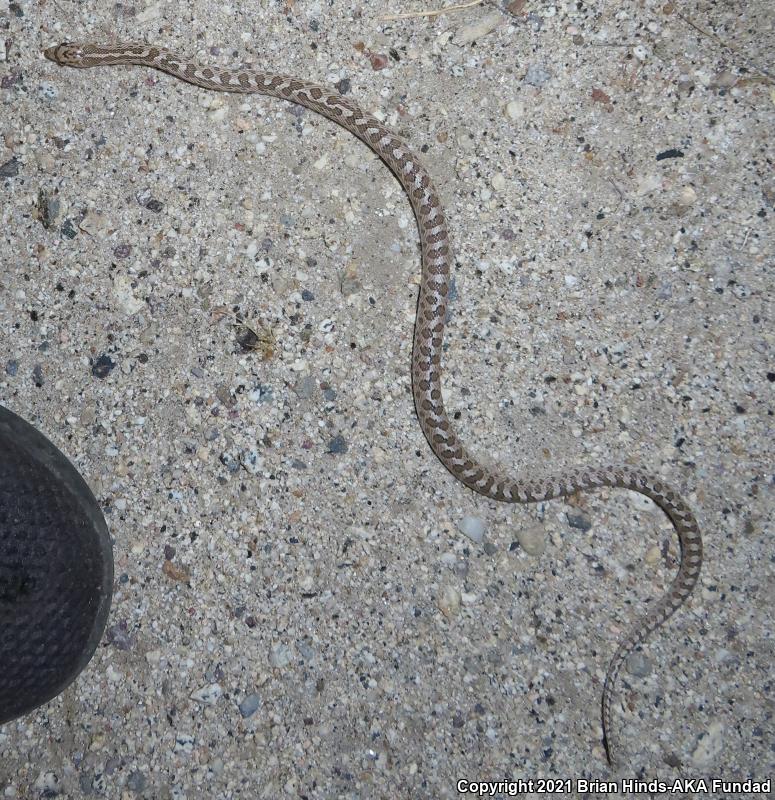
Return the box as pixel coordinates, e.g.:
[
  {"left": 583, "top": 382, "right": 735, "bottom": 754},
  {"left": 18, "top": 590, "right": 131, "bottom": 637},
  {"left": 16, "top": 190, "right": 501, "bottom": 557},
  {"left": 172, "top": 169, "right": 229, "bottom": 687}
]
[
  {"left": 32, "top": 364, "right": 45, "bottom": 387},
  {"left": 219, "top": 451, "right": 240, "bottom": 473},
  {"left": 106, "top": 622, "right": 135, "bottom": 651},
  {"left": 0, "top": 157, "right": 20, "bottom": 178},
  {"left": 335, "top": 78, "right": 351, "bottom": 95},
  {"left": 1, "top": 72, "right": 21, "bottom": 89},
  {"left": 114, "top": 244, "right": 132, "bottom": 259},
  {"left": 327, "top": 435, "right": 348, "bottom": 454},
  {"left": 104, "top": 757, "right": 120, "bottom": 776},
  {"left": 566, "top": 512, "right": 592, "bottom": 531},
  {"left": 37, "top": 189, "right": 60, "bottom": 230},
  {"left": 61, "top": 218, "right": 77, "bottom": 239},
  {"left": 301, "top": 289, "right": 314, "bottom": 301},
  {"left": 239, "top": 693, "right": 261, "bottom": 718},
  {"left": 144, "top": 198, "right": 164, "bottom": 213},
  {"left": 126, "top": 771, "right": 147, "bottom": 793},
  {"left": 5, "top": 359, "right": 18, "bottom": 376},
  {"left": 91, "top": 354, "right": 116, "bottom": 379}
]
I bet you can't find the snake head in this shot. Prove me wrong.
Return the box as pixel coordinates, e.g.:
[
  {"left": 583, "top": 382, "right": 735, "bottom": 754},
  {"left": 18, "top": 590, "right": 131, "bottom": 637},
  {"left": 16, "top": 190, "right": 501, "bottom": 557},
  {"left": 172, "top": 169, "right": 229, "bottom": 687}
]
[{"left": 43, "top": 43, "right": 88, "bottom": 67}]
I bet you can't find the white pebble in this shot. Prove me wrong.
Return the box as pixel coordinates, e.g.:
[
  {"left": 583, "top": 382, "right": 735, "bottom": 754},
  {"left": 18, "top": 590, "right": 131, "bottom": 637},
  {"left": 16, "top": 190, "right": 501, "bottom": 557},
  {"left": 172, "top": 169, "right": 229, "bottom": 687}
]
[
  {"left": 505, "top": 100, "right": 525, "bottom": 121},
  {"left": 516, "top": 524, "right": 546, "bottom": 556},
  {"left": 190, "top": 683, "right": 223, "bottom": 705},
  {"left": 691, "top": 722, "right": 725, "bottom": 767},
  {"left": 678, "top": 185, "right": 697, "bottom": 207},
  {"left": 632, "top": 44, "right": 650, "bottom": 62},
  {"left": 457, "top": 514, "right": 487, "bottom": 543},
  {"left": 454, "top": 11, "right": 503, "bottom": 46},
  {"left": 269, "top": 643, "right": 292, "bottom": 668},
  {"left": 437, "top": 585, "right": 462, "bottom": 618}
]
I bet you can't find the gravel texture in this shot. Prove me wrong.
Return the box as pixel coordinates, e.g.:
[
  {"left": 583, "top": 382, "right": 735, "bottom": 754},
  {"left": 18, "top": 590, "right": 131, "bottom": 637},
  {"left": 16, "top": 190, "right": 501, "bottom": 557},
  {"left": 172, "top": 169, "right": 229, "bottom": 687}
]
[{"left": 1, "top": 1, "right": 773, "bottom": 797}]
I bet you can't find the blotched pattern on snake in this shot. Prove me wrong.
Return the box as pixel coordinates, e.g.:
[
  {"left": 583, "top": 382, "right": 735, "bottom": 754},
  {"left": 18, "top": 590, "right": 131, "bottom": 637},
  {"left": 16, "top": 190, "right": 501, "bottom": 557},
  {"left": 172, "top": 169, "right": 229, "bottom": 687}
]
[{"left": 43, "top": 41, "right": 703, "bottom": 764}]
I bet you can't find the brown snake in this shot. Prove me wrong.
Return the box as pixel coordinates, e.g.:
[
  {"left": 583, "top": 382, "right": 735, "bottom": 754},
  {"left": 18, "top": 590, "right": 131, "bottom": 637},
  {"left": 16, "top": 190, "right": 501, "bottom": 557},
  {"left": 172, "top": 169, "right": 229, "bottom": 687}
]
[{"left": 43, "top": 41, "right": 703, "bottom": 764}]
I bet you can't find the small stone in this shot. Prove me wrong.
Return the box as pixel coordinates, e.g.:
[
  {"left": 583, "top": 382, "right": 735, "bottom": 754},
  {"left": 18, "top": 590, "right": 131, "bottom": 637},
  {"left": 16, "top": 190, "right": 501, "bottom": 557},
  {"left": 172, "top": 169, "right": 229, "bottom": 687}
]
[
  {"left": 454, "top": 11, "right": 503, "bottom": 45},
  {"left": 711, "top": 70, "right": 737, "bottom": 88},
  {"left": 162, "top": 560, "right": 190, "bottom": 583},
  {"left": 34, "top": 772, "right": 59, "bottom": 794},
  {"left": 505, "top": 100, "right": 525, "bottom": 121},
  {"left": 637, "top": 174, "right": 662, "bottom": 195},
  {"left": 113, "top": 274, "right": 145, "bottom": 315},
  {"left": 437, "top": 585, "right": 461, "bottom": 618},
  {"left": 293, "top": 375, "right": 316, "bottom": 399},
  {"left": 457, "top": 515, "right": 486, "bottom": 543},
  {"left": 369, "top": 53, "right": 388, "bottom": 71},
  {"left": 516, "top": 524, "right": 546, "bottom": 556},
  {"left": 91, "top": 354, "right": 116, "bottom": 379},
  {"left": 625, "top": 652, "right": 652, "bottom": 678},
  {"left": 126, "top": 771, "right": 147, "bottom": 793},
  {"left": 79, "top": 210, "right": 108, "bottom": 237},
  {"left": 190, "top": 683, "right": 222, "bottom": 705},
  {"left": 269, "top": 643, "right": 292, "bottom": 668},
  {"left": 240, "top": 449, "right": 264, "bottom": 475},
  {"left": 677, "top": 186, "right": 697, "bottom": 208},
  {"left": 36, "top": 189, "right": 59, "bottom": 229},
  {"left": 61, "top": 218, "right": 77, "bottom": 239},
  {"left": 644, "top": 545, "right": 661, "bottom": 565},
  {"left": 106, "top": 622, "right": 134, "bottom": 651},
  {"left": 238, "top": 693, "right": 261, "bottom": 718},
  {"left": 327, "top": 435, "right": 347, "bottom": 454},
  {"left": 0, "top": 157, "right": 20, "bottom": 178},
  {"left": 566, "top": 512, "right": 592, "bottom": 532},
  {"left": 691, "top": 721, "right": 724, "bottom": 767},
  {"left": 632, "top": 44, "right": 650, "bottom": 61},
  {"left": 174, "top": 733, "right": 195, "bottom": 754},
  {"left": 5, "top": 359, "right": 18, "bottom": 376},
  {"left": 524, "top": 64, "right": 551, "bottom": 87},
  {"left": 491, "top": 173, "right": 506, "bottom": 191}
]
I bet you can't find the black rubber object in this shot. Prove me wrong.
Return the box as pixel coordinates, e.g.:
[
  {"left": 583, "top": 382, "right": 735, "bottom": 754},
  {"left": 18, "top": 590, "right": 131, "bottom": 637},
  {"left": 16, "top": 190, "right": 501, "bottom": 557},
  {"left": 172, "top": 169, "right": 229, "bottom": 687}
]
[{"left": 0, "top": 404, "right": 113, "bottom": 725}]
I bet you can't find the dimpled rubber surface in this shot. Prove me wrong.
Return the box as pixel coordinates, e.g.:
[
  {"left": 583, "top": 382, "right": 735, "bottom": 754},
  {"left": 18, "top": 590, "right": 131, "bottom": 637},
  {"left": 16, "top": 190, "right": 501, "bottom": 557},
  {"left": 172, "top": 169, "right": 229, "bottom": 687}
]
[{"left": 0, "top": 404, "right": 113, "bottom": 725}]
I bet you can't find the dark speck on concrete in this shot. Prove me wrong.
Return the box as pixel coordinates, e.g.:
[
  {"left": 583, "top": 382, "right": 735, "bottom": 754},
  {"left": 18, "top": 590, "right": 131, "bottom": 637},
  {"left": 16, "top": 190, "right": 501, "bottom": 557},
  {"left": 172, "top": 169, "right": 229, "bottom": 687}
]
[{"left": 656, "top": 148, "right": 684, "bottom": 161}]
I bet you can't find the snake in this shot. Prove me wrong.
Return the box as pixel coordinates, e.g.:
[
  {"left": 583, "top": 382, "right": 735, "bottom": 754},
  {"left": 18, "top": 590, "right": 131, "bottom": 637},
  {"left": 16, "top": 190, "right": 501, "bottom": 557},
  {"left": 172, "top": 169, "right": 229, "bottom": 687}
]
[{"left": 43, "top": 41, "right": 703, "bottom": 765}]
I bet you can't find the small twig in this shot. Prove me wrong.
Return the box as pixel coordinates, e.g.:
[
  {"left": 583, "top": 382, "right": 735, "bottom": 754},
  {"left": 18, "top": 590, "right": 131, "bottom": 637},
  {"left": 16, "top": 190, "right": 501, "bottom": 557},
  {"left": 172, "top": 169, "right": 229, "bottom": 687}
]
[{"left": 379, "top": 0, "right": 486, "bottom": 22}]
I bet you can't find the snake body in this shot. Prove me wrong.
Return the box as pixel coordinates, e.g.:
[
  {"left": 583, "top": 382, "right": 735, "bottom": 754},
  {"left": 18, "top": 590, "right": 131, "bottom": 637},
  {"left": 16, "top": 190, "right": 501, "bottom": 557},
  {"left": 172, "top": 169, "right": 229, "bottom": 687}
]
[{"left": 43, "top": 42, "right": 703, "bottom": 764}]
